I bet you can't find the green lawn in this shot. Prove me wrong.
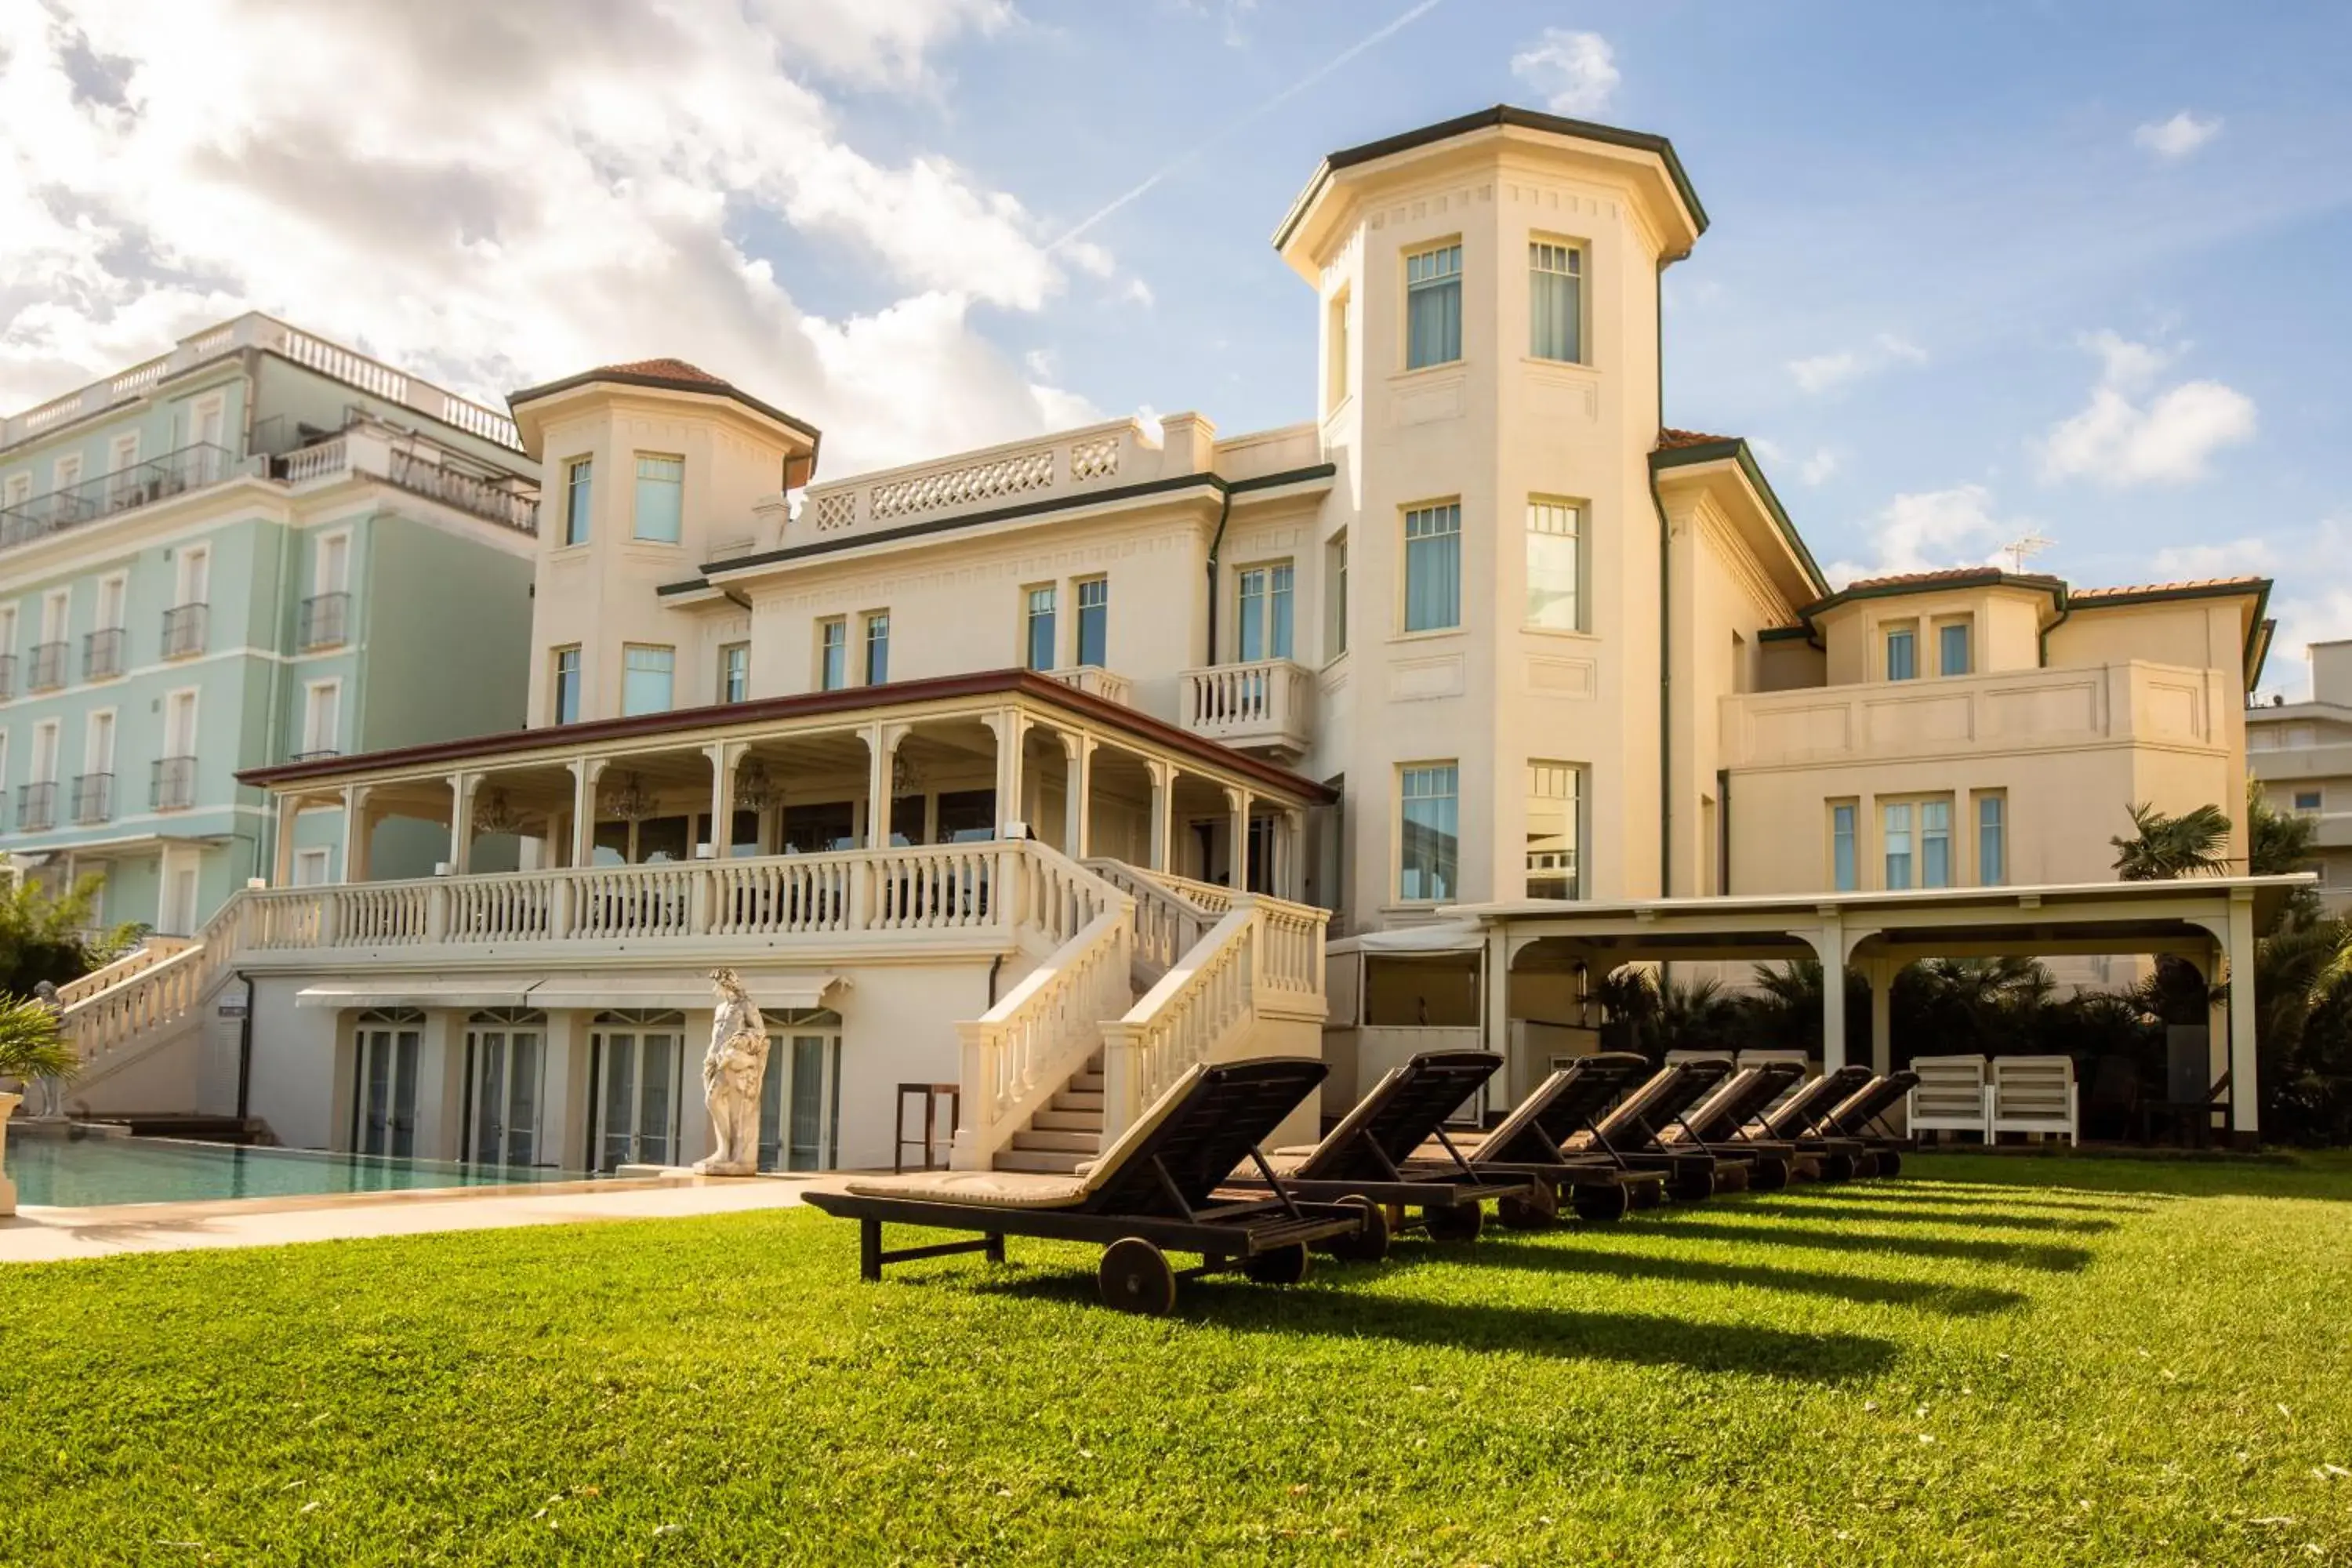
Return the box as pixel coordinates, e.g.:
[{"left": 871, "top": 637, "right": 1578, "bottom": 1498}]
[{"left": 4, "top": 1154, "right": 2350, "bottom": 1566}]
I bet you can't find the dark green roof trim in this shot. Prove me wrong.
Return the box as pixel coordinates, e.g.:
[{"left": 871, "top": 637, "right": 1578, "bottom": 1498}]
[
  {"left": 508, "top": 367, "right": 822, "bottom": 447},
  {"left": 2068, "top": 577, "right": 2274, "bottom": 689},
  {"left": 699, "top": 463, "right": 1337, "bottom": 577},
  {"left": 1275, "top": 104, "right": 1706, "bottom": 252},
  {"left": 657, "top": 576, "right": 712, "bottom": 598},
  {"left": 1756, "top": 625, "right": 1814, "bottom": 644},
  {"left": 1649, "top": 437, "right": 1830, "bottom": 601},
  {"left": 1796, "top": 569, "right": 2067, "bottom": 624}
]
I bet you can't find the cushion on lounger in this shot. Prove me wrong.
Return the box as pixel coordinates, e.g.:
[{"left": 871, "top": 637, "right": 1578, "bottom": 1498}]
[{"left": 840, "top": 1170, "right": 1090, "bottom": 1209}]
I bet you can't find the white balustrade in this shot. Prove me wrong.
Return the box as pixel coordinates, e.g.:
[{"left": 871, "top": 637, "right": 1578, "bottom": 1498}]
[
  {"left": 1082, "top": 858, "right": 1210, "bottom": 979},
  {"left": 1046, "top": 666, "right": 1134, "bottom": 706},
  {"left": 281, "top": 438, "right": 349, "bottom": 485},
  {"left": 1178, "top": 659, "right": 1315, "bottom": 750},
  {"left": 953, "top": 906, "right": 1134, "bottom": 1167},
  {"left": 793, "top": 418, "right": 1153, "bottom": 548}
]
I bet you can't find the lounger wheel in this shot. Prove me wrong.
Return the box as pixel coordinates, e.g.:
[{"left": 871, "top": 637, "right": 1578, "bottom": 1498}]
[
  {"left": 1243, "top": 1242, "right": 1313, "bottom": 1287},
  {"left": 1496, "top": 1183, "right": 1559, "bottom": 1231},
  {"left": 1875, "top": 1149, "right": 1902, "bottom": 1178},
  {"left": 1668, "top": 1167, "right": 1716, "bottom": 1203},
  {"left": 1627, "top": 1181, "right": 1664, "bottom": 1210},
  {"left": 1855, "top": 1151, "right": 1883, "bottom": 1178},
  {"left": 1748, "top": 1156, "right": 1791, "bottom": 1193},
  {"left": 1820, "top": 1152, "right": 1857, "bottom": 1182},
  {"left": 1421, "top": 1200, "right": 1485, "bottom": 1243},
  {"left": 1571, "top": 1183, "right": 1632, "bottom": 1223},
  {"left": 1324, "top": 1196, "right": 1392, "bottom": 1264},
  {"left": 1098, "top": 1237, "right": 1178, "bottom": 1316}
]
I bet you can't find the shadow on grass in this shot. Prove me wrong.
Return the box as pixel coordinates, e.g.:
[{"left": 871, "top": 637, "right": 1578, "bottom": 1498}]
[
  {"left": 1612, "top": 1215, "right": 2094, "bottom": 1272},
  {"left": 1463, "top": 1239, "right": 2030, "bottom": 1316},
  {"left": 969, "top": 1270, "right": 1900, "bottom": 1383},
  {"left": 1895, "top": 1153, "right": 2352, "bottom": 1204},
  {"left": 1762, "top": 1185, "right": 2155, "bottom": 1218},
  {"left": 1739, "top": 1201, "right": 2118, "bottom": 1234}
]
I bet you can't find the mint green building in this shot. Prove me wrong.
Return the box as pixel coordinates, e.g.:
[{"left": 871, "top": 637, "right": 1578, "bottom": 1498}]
[{"left": 0, "top": 314, "right": 540, "bottom": 935}]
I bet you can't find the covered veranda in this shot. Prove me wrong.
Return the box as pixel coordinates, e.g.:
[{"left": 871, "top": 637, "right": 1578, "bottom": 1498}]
[
  {"left": 1398, "top": 875, "right": 2312, "bottom": 1148},
  {"left": 243, "top": 670, "right": 1330, "bottom": 900}
]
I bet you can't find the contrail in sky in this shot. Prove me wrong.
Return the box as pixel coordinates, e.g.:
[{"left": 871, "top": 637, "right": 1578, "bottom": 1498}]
[{"left": 1051, "top": 0, "right": 1450, "bottom": 253}]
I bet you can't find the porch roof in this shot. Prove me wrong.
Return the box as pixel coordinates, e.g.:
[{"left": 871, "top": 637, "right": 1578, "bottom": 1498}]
[{"left": 237, "top": 668, "right": 1336, "bottom": 804}]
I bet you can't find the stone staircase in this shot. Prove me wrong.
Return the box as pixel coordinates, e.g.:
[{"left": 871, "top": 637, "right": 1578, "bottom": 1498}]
[{"left": 993, "top": 1052, "right": 1108, "bottom": 1174}]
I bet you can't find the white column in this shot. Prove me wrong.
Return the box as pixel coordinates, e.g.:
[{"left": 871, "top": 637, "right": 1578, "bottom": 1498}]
[
  {"left": 1225, "top": 786, "right": 1252, "bottom": 890},
  {"left": 865, "top": 723, "right": 905, "bottom": 849},
  {"left": 1867, "top": 957, "right": 1894, "bottom": 1076},
  {"left": 1813, "top": 914, "right": 1848, "bottom": 1073},
  {"left": 446, "top": 771, "right": 478, "bottom": 875},
  {"left": 1060, "top": 732, "right": 1096, "bottom": 859},
  {"left": 2225, "top": 889, "right": 2259, "bottom": 1146},
  {"left": 988, "top": 709, "right": 1029, "bottom": 836},
  {"left": 703, "top": 742, "right": 739, "bottom": 857},
  {"left": 339, "top": 784, "right": 372, "bottom": 883},
  {"left": 272, "top": 797, "right": 300, "bottom": 887},
  {"left": 1147, "top": 760, "right": 1174, "bottom": 872},
  {"left": 1279, "top": 808, "right": 1305, "bottom": 901},
  {"left": 568, "top": 758, "right": 607, "bottom": 868}
]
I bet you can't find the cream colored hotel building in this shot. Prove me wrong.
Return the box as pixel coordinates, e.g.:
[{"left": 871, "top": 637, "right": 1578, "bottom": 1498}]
[{"left": 34, "top": 107, "right": 2285, "bottom": 1171}]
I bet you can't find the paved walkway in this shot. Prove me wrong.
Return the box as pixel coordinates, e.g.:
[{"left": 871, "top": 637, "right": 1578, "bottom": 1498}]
[{"left": 0, "top": 1174, "right": 824, "bottom": 1265}]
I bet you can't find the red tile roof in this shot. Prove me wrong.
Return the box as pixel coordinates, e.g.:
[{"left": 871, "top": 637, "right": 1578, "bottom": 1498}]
[
  {"left": 590, "top": 357, "right": 731, "bottom": 387},
  {"left": 1655, "top": 426, "right": 1736, "bottom": 450},
  {"left": 2070, "top": 575, "right": 2267, "bottom": 601},
  {"left": 1841, "top": 566, "right": 2035, "bottom": 593}
]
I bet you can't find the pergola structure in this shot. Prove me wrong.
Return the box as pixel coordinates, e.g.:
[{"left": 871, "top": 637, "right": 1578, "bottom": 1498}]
[
  {"left": 1441, "top": 874, "right": 2314, "bottom": 1148},
  {"left": 242, "top": 670, "right": 1334, "bottom": 898}
]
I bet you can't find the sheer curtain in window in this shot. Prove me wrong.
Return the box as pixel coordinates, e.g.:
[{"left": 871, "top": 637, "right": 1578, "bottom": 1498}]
[{"left": 1403, "top": 505, "right": 1461, "bottom": 632}]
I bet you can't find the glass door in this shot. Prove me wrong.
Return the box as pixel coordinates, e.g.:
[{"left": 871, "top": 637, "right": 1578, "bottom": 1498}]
[
  {"left": 354, "top": 1018, "right": 421, "bottom": 1157},
  {"left": 756, "top": 1019, "right": 843, "bottom": 1172},
  {"left": 466, "top": 1014, "right": 546, "bottom": 1167},
  {"left": 593, "top": 1014, "right": 683, "bottom": 1172}
]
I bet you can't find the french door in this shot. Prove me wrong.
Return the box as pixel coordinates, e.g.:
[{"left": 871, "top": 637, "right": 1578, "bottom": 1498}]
[
  {"left": 756, "top": 1022, "right": 843, "bottom": 1172},
  {"left": 465, "top": 1012, "right": 546, "bottom": 1167},
  {"left": 591, "top": 1012, "right": 684, "bottom": 1172},
  {"left": 352, "top": 1013, "right": 422, "bottom": 1157}
]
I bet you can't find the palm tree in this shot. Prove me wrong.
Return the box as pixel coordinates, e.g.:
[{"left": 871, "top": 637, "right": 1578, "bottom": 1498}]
[
  {"left": 0, "top": 995, "right": 76, "bottom": 1085},
  {"left": 2111, "top": 801, "right": 2232, "bottom": 881},
  {"left": 2249, "top": 778, "right": 2325, "bottom": 932}
]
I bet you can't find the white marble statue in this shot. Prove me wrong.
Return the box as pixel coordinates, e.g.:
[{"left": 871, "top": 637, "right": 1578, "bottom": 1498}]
[{"left": 695, "top": 967, "right": 769, "bottom": 1175}]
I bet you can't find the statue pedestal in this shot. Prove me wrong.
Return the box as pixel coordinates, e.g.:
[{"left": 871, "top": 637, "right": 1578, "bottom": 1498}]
[{"left": 0, "top": 1091, "right": 20, "bottom": 1218}]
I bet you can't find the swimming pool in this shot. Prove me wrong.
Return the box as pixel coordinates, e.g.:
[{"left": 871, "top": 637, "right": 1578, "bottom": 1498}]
[{"left": 3, "top": 1128, "right": 586, "bottom": 1209}]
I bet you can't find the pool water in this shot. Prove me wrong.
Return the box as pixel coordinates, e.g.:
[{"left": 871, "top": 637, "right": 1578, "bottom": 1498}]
[{"left": 3, "top": 1129, "right": 586, "bottom": 1209}]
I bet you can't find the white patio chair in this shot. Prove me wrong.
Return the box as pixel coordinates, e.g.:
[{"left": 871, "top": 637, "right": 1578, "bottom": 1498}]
[
  {"left": 1907, "top": 1054, "right": 1991, "bottom": 1142},
  {"left": 1988, "top": 1055, "right": 2079, "bottom": 1145}
]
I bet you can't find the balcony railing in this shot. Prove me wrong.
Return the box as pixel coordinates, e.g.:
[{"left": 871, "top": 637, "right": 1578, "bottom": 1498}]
[
  {"left": 1178, "top": 659, "right": 1316, "bottom": 757},
  {"left": 73, "top": 772, "right": 114, "bottom": 825},
  {"left": 151, "top": 755, "right": 197, "bottom": 812},
  {"left": 27, "top": 641, "right": 67, "bottom": 691},
  {"left": 290, "top": 746, "right": 342, "bottom": 764},
  {"left": 162, "top": 603, "right": 209, "bottom": 659},
  {"left": 17, "top": 780, "right": 56, "bottom": 832},
  {"left": 82, "top": 626, "right": 125, "bottom": 681},
  {"left": 299, "top": 591, "right": 350, "bottom": 650},
  {"left": 0, "top": 444, "right": 234, "bottom": 550},
  {"left": 0, "top": 653, "right": 16, "bottom": 702},
  {"left": 1046, "top": 666, "right": 1135, "bottom": 706},
  {"left": 385, "top": 450, "right": 537, "bottom": 533}
]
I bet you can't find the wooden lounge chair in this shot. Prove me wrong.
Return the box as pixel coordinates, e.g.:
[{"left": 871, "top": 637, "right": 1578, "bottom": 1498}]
[
  {"left": 1657, "top": 1062, "right": 1807, "bottom": 1190},
  {"left": 1559, "top": 1058, "right": 1758, "bottom": 1201},
  {"left": 1228, "top": 1050, "right": 1538, "bottom": 1243},
  {"left": 804, "top": 1057, "right": 1379, "bottom": 1315},
  {"left": 1747, "top": 1063, "right": 1877, "bottom": 1178},
  {"left": 1819, "top": 1069, "right": 1922, "bottom": 1174},
  {"left": 1407, "top": 1051, "right": 1671, "bottom": 1224}
]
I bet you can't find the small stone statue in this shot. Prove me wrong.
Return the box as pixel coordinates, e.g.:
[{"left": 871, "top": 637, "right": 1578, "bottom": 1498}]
[{"left": 694, "top": 967, "right": 769, "bottom": 1176}]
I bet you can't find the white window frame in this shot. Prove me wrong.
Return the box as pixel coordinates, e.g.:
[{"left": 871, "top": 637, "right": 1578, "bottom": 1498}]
[
  {"left": 164, "top": 687, "right": 201, "bottom": 757},
  {"left": 314, "top": 529, "right": 352, "bottom": 595},
  {"left": 1326, "top": 533, "right": 1348, "bottom": 660},
  {"left": 631, "top": 452, "right": 685, "bottom": 543},
  {"left": 619, "top": 644, "right": 675, "bottom": 717},
  {"left": 1396, "top": 760, "right": 1461, "bottom": 905},
  {"left": 31, "top": 718, "right": 60, "bottom": 783},
  {"left": 817, "top": 618, "right": 848, "bottom": 691},
  {"left": 1022, "top": 585, "right": 1057, "bottom": 672},
  {"left": 189, "top": 392, "right": 227, "bottom": 450},
  {"left": 301, "top": 678, "right": 343, "bottom": 757},
  {"left": 53, "top": 452, "right": 82, "bottom": 492},
  {"left": 2, "top": 473, "right": 27, "bottom": 510},
  {"left": 176, "top": 544, "right": 211, "bottom": 607},
  {"left": 1403, "top": 241, "right": 1464, "bottom": 371},
  {"left": 0, "top": 603, "right": 14, "bottom": 656},
  {"left": 862, "top": 612, "right": 891, "bottom": 685},
  {"left": 1883, "top": 621, "right": 1919, "bottom": 682},
  {"left": 293, "top": 847, "right": 332, "bottom": 887},
  {"left": 39, "top": 588, "right": 69, "bottom": 644},
  {"left": 1936, "top": 616, "right": 1973, "bottom": 677},
  {"left": 1234, "top": 561, "right": 1294, "bottom": 662},
  {"left": 1528, "top": 238, "right": 1586, "bottom": 365},
  {"left": 1325, "top": 286, "right": 1352, "bottom": 414},
  {"left": 550, "top": 644, "right": 583, "bottom": 725},
  {"left": 720, "top": 641, "right": 751, "bottom": 703},
  {"left": 83, "top": 707, "right": 117, "bottom": 775},
  {"left": 1524, "top": 497, "right": 1587, "bottom": 633},
  {"left": 563, "top": 456, "right": 594, "bottom": 546},
  {"left": 96, "top": 572, "right": 128, "bottom": 633},
  {"left": 1401, "top": 502, "right": 1463, "bottom": 633},
  {"left": 1524, "top": 760, "right": 1586, "bottom": 900}
]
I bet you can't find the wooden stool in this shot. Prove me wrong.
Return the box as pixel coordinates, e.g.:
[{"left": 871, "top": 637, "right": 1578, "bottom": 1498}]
[{"left": 895, "top": 1083, "right": 961, "bottom": 1173}]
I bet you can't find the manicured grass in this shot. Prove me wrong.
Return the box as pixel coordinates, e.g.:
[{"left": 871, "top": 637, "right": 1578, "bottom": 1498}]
[{"left": 4, "top": 1154, "right": 2350, "bottom": 1565}]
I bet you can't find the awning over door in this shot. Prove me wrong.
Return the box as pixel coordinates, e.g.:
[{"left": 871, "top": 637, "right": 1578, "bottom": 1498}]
[
  {"left": 296, "top": 979, "right": 536, "bottom": 1010},
  {"left": 294, "top": 972, "right": 844, "bottom": 1013}
]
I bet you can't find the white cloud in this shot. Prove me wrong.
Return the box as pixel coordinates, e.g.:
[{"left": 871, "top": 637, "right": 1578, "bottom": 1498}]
[
  {"left": 2040, "top": 332, "right": 2256, "bottom": 487},
  {"left": 1825, "top": 484, "right": 2020, "bottom": 588},
  {"left": 2148, "top": 537, "right": 2278, "bottom": 579},
  {"left": 2134, "top": 111, "right": 2223, "bottom": 160},
  {"left": 1786, "top": 333, "right": 1929, "bottom": 394},
  {"left": 1800, "top": 448, "right": 1839, "bottom": 486},
  {"left": 2227, "top": 521, "right": 2350, "bottom": 703},
  {"left": 0, "top": 0, "right": 1124, "bottom": 474},
  {"left": 1510, "top": 29, "right": 1619, "bottom": 118}
]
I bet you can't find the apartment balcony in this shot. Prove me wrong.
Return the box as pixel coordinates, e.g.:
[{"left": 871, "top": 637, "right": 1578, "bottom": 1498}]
[
  {"left": 27, "top": 641, "right": 67, "bottom": 692},
  {"left": 289, "top": 746, "right": 342, "bottom": 764},
  {"left": 0, "top": 653, "right": 16, "bottom": 702},
  {"left": 151, "top": 755, "right": 197, "bottom": 812},
  {"left": 82, "top": 626, "right": 125, "bottom": 681},
  {"left": 299, "top": 591, "right": 350, "bottom": 650},
  {"left": 162, "top": 603, "right": 209, "bottom": 659},
  {"left": 1044, "top": 666, "right": 1134, "bottom": 706},
  {"left": 17, "top": 781, "right": 56, "bottom": 833},
  {"left": 0, "top": 444, "right": 236, "bottom": 552},
  {"left": 1178, "top": 659, "right": 1316, "bottom": 758},
  {"left": 1721, "top": 660, "right": 2233, "bottom": 770},
  {"left": 72, "top": 772, "right": 114, "bottom": 826}
]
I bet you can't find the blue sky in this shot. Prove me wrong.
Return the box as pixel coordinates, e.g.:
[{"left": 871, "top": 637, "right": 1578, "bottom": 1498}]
[{"left": 5, "top": 1, "right": 2348, "bottom": 690}]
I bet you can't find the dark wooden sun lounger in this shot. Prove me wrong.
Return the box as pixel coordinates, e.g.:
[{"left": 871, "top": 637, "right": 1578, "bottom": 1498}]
[
  {"left": 1657, "top": 1062, "right": 1809, "bottom": 1190},
  {"left": 1817, "top": 1070, "right": 1922, "bottom": 1175},
  {"left": 1403, "top": 1051, "right": 1670, "bottom": 1224},
  {"left": 1224, "top": 1050, "right": 1537, "bottom": 1243},
  {"left": 1558, "top": 1058, "right": 1759, "bottom": 1200},
  {"left": 1746, "top": 1064, "right": 1878, "bottom": 1178},
  {"left": 804, "top": 1057, "right": 1380, "bottom": 1315}
]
